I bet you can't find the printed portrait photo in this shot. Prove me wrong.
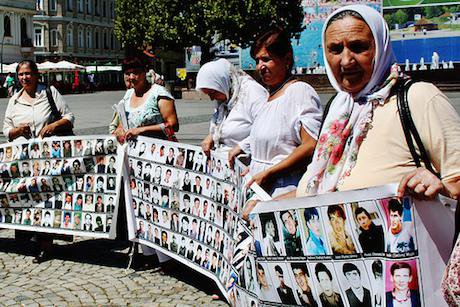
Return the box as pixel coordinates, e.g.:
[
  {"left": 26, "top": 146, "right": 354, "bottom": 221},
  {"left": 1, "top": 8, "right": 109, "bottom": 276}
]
[
  {"left": 280, "top": 209, "right": 303, "bottom": 257},
  {"left": 93, "top": 214, "right": 106, "bottom": 232},
  {"left": 83, "top": 194, "right": 95, "bottom": 212},
  {"left": 28, "top": 143, "right": 39, "bottom": 159},
  {"left": 106, "top": 156, "right": 116, "bottom": 174},
  {"left": 72, "top": 158, "right": 85, "bottom": 174},
  {"left": 61, "top": 211, "right": 73, "bottom": 229},
  {"left": 105, "top": 195, "right": 115, "bottom": 213},
  {"left": 289, "top": 262, "right": 319, "bottom": 306},
  {"left": 336, "top": 261, "right": 373, "bottom": 307},
  {"left": 258, "top": 212, "right": 284, "bottom": 257},
  {"left": 322, "top": 204, "right": 358, "bottom": 255},
  {"left": 73, "top": 139, "right": 84, "bottom": 156},
  {"left": 95, "top": 156, "right": 107, "bottom": 174},
  {"left": 51, "top": 141, "right": 62, "bottom": 158},
  {"left": 21, "top": 208, "right": 33, "bottom": 225},
  {"left": 185, "top": 149, "right": 195, "bottom": 170},
  {"left": 83, "top": 157, "right": 95, "bottom": 173},
  {"left": 94, "top": 195, "right": 105, "bottom": 213},
  {"left": 94, "top": 139, "right": 105, "bottom": 156},
  {"left": 165, "top": 147, "right": 176, "bottom": 166},
  {"left": 365, "top": 259, "right": 384, "bottom": 307},
  {"left": 62, "top": 140, "right": 72, "bottom": 158},
  {"left": 351, "top": 201, "right": 386, "bottom": 254},
  {"left": 255, "top": 261, "right": 281, "bottom": 302},
  {"left": 239, "top": 256, "right": 258, "bottom": 294},
  {"left": 105, "top": 138, "right": 117, "bottom": 155},
  {"left": 53, "top": 211, "right": 62, "bottom": 228},
  {"left": 382, "top": 198, "right": 417, "bottom": 254},
  {"left": 175, "top": 148, "right": 186, "bottom": 168},
  {"left": 385, "top": 260, "right": 421, "bottom": 307},
  {"left": 312, "top": 262, "right": 346, "bottom": 307},
  {"left": 83, "top": 140, "right": 94, "bottom": 156},
  {"left": 162, "top": 167, "right": 175, "bottom": 187},
  {"left": 82, "top": 212, "right": 93, "bottom": 231},
  {"left": 41, "top": 210, "right": 54, "bottom": 227},
  {"left": 73, "top": 212, "right": 82, "bottom": 230},
  {"left": 299, "top": 207, "right": 329, "bottom": 256},
  {"left": 268, "top": 263, "right": 299, "bottom": 305}
]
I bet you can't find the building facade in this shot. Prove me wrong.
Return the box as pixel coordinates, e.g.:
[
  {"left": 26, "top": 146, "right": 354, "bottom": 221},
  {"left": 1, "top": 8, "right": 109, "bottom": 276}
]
[
  {"left": 0, "top": 0, "right": 35, "bottom": 65},
  {"left": 33, "top": 0, "right": 123, "bottom": 65}
]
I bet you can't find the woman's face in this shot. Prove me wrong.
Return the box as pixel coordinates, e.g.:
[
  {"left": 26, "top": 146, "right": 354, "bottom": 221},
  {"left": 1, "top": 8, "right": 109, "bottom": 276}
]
[
  {"left": 201, "top": 88, "right": 227, "bottom": 102},
  {"left": 255, "top": 46, "right": 290, "bottom": 88},
  {"left": 17, "top": 64, "right": 39, "bottom": 91},
  {"left": 124, "top": 68, "right": 146, "bottom": 90},
  {"left": 325, "top": 16, "right": 375, "bottom": 95}
]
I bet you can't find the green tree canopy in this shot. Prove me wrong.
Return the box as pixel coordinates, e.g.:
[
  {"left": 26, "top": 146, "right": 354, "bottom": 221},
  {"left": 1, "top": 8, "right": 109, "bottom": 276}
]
[
  {"left": 115, "top": 0, "right": 304, "bottom": 57},
  {"left": 394, "top": 9, "right": 409, "bottom": 25}
]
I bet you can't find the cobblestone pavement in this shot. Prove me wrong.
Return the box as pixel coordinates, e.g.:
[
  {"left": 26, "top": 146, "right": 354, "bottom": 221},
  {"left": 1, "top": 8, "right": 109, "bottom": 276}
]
[{"left": 0, "top": 229, "right": 228, "bottom": 306}]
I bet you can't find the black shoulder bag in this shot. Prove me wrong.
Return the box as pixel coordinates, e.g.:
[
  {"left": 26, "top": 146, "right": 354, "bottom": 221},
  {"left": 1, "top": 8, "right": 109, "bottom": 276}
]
[{"left": 45, "top": 87, "right": 74, "bottom": 136}]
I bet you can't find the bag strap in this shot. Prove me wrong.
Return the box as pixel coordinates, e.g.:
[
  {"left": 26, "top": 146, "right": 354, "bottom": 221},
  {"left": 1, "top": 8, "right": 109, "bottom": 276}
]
[
  {"left": 45, "top": 87, "right": 62, "bottom": 122},
  {"left": 396, "top": 78, "right": 440, "bottom": 178},
  {"left": 318, "top": 93, "right": 337, "bottom": 136}
]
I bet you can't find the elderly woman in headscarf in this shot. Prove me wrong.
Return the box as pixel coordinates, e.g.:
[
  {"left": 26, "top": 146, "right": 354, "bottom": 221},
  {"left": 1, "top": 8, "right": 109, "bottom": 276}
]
[
  {"left": 286, "top": 5, "right": 460, "bottom": 305},
  {"left": 196, "top": 58, "right": 268, "bottom": 156}
]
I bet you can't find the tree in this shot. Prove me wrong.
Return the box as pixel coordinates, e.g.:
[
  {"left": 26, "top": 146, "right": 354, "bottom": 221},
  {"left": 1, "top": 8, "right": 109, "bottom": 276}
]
[
  {"left": 384, "top": 13, "right": 397, "bottom": 29},
  {"left": 114, "top": 0, "right": 304, "bottom": 60},
  {"left": 423, "top": 6, "right": 442, "bottom": 19},
  {"left": 394, "top": 9, "right": 409, "bottom": 25}
]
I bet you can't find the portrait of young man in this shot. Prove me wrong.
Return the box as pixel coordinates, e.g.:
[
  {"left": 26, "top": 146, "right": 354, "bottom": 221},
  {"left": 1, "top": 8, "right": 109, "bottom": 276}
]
[
  {"left": 354, "top": 206, "right": 385, "bottom": 253},
  {"left": 386, "top": 199, "right": 415, "bottom": 253},
  {"left": 315, "top": 263, "right": 345, "bottom": 307},
  {"left": 291, "top": 263, "right": 318, "bottom": 306},
  {"left": 341, "top": 263, "right": 372, "bottom": 307},
  {"left": 274, "top": 265, "right": 297, "bottom": 305},
  {"left": 385, "top": 261, "right": 421, "bottom": 307},
  {"left": 281, "top": 210, "right": 303, "bottom": 256}
]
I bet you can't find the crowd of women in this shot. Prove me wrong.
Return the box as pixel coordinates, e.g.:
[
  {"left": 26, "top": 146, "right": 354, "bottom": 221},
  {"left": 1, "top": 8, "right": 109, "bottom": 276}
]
[{"left": 3, "top": 4, "right": 460, "bottom": 304}]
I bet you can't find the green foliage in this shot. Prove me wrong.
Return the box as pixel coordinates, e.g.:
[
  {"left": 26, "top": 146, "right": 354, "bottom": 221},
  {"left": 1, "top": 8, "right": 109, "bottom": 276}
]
[
  {"left": 384, "top": 13, "right": 397, "bottom": 29},
  {"left": 114, "top": 0, "right": 304, "bottom": 53},
  {"left": 423, "top": 6, "right": 442, "bottom": 18},
  {"left": 394, "top": 9, "right": 409, "bottom": 24}
]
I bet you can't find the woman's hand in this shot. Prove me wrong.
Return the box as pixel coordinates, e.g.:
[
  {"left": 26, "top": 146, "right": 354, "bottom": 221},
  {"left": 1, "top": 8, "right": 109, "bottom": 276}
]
[
  {"left": 246, "top": 169, "right": 272, "bottom": 190},
  {"left": 242, "top": 199, "right": 260, "bottom": 221},
  {"left": 228, "top": 145, "right": 242, "bottom": 169},
  {"left": 113, "top": 126, "right": 126, "bottom": 144},
  {"left": 39, "top": 122, "right": 57, "bottom": 138},
  {"left": 201, "top": 134, "right": 214, "bottom": 157},
  {"left": 124, "top": 127, "right": 142, "bottom": 140},
  {"left": 12, "top": 123, "right": 32, "bottom": 139},
  {"left": 398, "top": 167, "right": 444, "bottom": 199}
]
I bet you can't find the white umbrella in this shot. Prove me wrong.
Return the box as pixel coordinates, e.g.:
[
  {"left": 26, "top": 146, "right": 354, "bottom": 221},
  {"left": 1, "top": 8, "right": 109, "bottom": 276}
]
[
  {"left": 37, "top": 61, "right": 59, "bottom": 72},
  {"left": 54, "top": 60, "right": 86, "bottom": 71},
  {"left": 85, "top": 65, "right": 122, "bottom": 73}
]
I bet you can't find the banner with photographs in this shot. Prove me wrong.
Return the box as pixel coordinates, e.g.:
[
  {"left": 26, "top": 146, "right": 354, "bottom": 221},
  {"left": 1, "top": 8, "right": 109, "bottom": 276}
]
[
  {"left": 0, "top": 135, "right": 124, "bottom": 239},
  {"left": 231, "top": 184, "right": 454, "bottom": 307},
  {"left": 124, "top": 136, "right": 272, "bottom": 301}
]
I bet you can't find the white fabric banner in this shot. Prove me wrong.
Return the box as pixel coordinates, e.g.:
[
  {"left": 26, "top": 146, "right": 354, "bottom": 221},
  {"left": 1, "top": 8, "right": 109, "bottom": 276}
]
[{"left": 0, "top": 135, "right": 124, "bottom": 239}]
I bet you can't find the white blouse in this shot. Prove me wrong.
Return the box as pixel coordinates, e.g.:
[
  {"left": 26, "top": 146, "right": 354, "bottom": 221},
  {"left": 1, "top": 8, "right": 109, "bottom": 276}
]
[
  {"left": 214, "top": 77, "right": 268, "bottom": 151},
  {"left": 248, "top": 81, "right": 322, "bottom": 175}
]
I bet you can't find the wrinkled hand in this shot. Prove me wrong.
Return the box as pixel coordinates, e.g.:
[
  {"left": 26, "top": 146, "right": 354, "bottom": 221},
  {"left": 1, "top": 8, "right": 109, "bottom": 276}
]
[
  {"left": 398, "top": 167, "right": 444, "bottom": 200},
  {"left": 242, "top": 199, "right": 260, "bottom": 221},
  {"left": 201, "top": 135, "right": 214, "bottom": 157},
  {"left": 113, "top": 127, "right": 126, "bottom": 144},
  {"left": 246, "top": 169, "right": 271, "bottom": 190},
  {"left": 39, "top": 123, "right": 57, "bottom": 138},
  {"left": 228, "top": 145, "right": 242, "bottom": 169},
  {"left": 124, "top": 127, "right": 141, "bottom": 140},
  {"left": 15, "top": 123, "right": 32, "bottom": 138}
]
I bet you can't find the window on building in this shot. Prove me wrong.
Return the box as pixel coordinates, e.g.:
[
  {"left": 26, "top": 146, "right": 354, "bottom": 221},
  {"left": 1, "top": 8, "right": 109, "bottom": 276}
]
[
  {"left": 67, "top": 28, "right": 73, "bottom": 47},
  {"left": 95, "top": 31, "right": 99, "bottom": 49},
  {"left": 36, "top": 0, "right": 44, "bottom": 11},
  {"left": 34, "top": 27, "right": 43, "bottom": 47},
  {"left": 102, "top": 1, "right": 106, "bottom": 17},
  {"left": 50, "top": 0, "right": 57, "bottom": 11},
  {"left": 4, "top": 16, "right": 12, "bottom": 37},
  {"left": 78, "top": 29, "right": 84, "bottom": 48},
  {"left": 67, "top": 0, "right": 73, "bottom": 11},
  {"left": 103, "top": 32, "right": 108, "bottom": 49},
  {"left": 86, "top": 29, "right": 93, "bottom": 49},
  {"left": 86, "top": 0, "right": 93, "bottom": 14},
  {"left": 110, "top": 1, "right": 114, "bottom": 19},
  {"left": 95, "top": 0, "right": 99, "bottom": 16},
  {"left": 21, "top": 18, "right": 28, "bottom": 41},
  {"left": 77, "top": 0, "right": 83, "bottom": 13},
  {"left": 51, "top": 29, "right": 58, "bottom": 47},
  {"left": 110, "top": 33, "right": 114, "bottom": 50}
]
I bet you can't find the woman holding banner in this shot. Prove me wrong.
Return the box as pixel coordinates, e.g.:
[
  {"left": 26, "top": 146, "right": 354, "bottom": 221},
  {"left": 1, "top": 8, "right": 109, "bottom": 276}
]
[
  {"left": 196, "top": 58, "right": 268, "bottom": 156},
  {"left": 109, "top": 52, "right": 179, "bottom": 270},
  {"left": 287, "top": 5, "right": 460, "bottom": 304},
  {"left": 230, "top": 28, "right": 323, "bottom": 196},
  {"left": 2, "top": 60, "right": 75, "bottom": 263}
]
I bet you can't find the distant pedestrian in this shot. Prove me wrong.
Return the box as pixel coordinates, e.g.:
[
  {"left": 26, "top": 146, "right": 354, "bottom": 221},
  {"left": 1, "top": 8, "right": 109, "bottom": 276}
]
[{"left": 5, "top": 73, "right": 15, "bottom": 97}]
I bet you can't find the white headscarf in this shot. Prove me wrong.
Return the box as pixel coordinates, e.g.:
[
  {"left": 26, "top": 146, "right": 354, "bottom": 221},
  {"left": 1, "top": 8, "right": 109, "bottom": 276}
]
[
  {"left": 196, "top": 59, "right": 249, "bottom": 145},
  {"left": 303, "top": 4, "right": 398, "bottom": 195}
]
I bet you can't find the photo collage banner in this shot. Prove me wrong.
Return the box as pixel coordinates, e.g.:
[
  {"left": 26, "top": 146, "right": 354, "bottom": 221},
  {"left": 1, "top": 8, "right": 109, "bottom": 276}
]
[
  {"left": 0, "top": 135, "right": 124, "bottom": 239},
  {"left": 232, "top": 185, "right": 454, "bottom": 307},
  {"left": 124, "top": 136, "right": 270, "bottom": 298}
]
